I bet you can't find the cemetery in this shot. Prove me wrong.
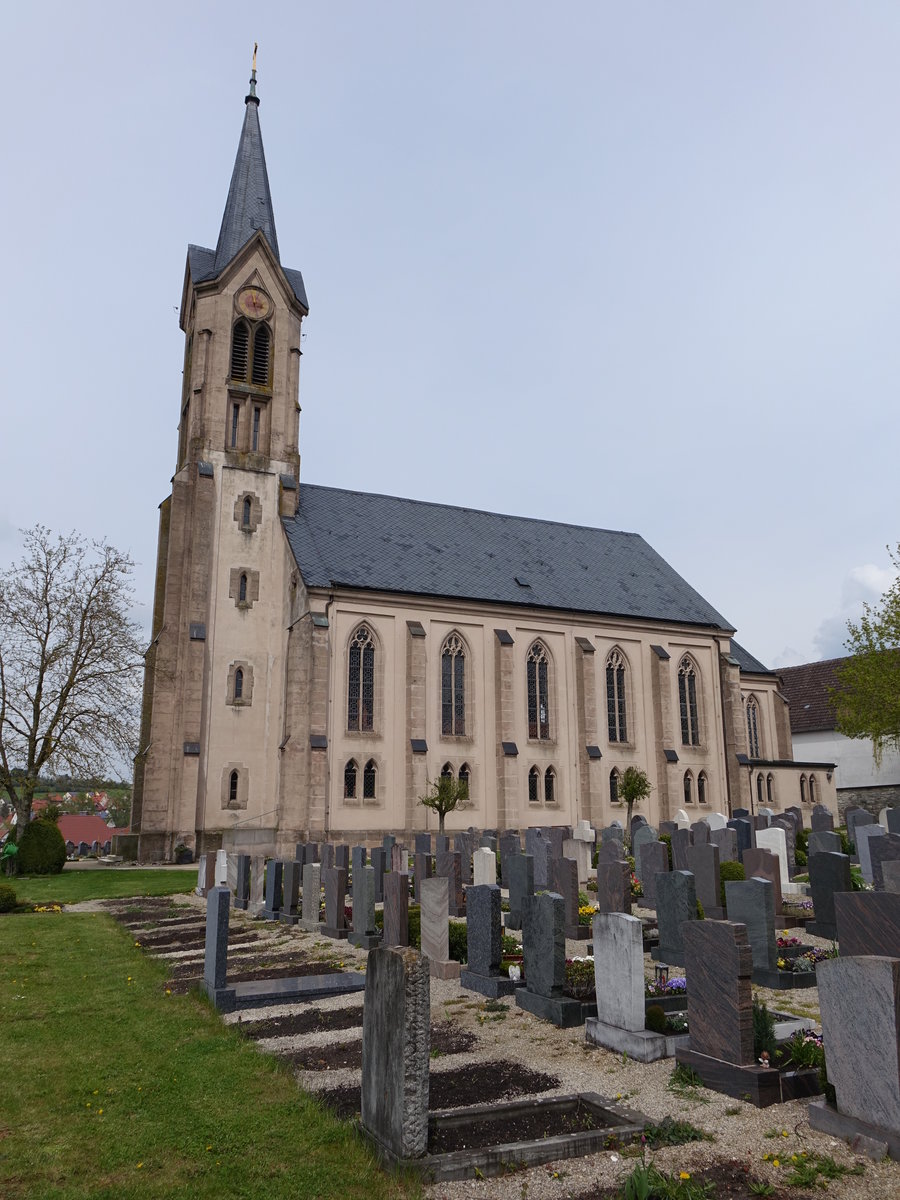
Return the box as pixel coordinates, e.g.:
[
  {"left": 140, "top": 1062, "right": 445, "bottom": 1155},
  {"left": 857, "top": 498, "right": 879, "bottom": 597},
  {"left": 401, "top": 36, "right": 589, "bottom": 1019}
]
[{"left": 16, "top": 805, "right": 900, "bottom": 1198}]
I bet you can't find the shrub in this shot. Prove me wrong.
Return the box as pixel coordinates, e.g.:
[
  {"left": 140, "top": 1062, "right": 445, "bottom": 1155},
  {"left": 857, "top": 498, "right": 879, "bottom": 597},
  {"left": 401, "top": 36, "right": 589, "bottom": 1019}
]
[
  {"left": 658, "top": 832, "right": 673, "bottom": 868},
  {"left": 0, "top": 883, "right": 17, "bottom": 912},
  {"left": 696, "top": 899, "right": 705, "bottom": 920},
  {"left": 720, "top": 860, "right": 745, "bottom": 909},
  {"left": 448, "top": 920, "right": 467, "bottom": 963},
  {"left": 645, "top": 1003, "right": 668, "bottom": 1034},
  {"left": 17, "top": 819, "right": 66, "bottom": 875},
  {"left": 838, "top": 827, "right": 853, "bottom": 856}
]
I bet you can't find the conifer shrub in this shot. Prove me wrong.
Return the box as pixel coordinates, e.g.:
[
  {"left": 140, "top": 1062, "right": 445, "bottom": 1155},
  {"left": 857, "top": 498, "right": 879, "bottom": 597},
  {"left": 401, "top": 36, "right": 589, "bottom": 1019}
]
[
  {"left": 17, "top": 818, "right": 66, "bottom": 875},
  {"left": 0, "top": 883, "right": 17, "bottom": 911},
  {"left": 719, "top": 860, "right": 745, "bottom": 909},
  {"left": 645, "top": 1004, "right": 668, "bottom": 1034}
]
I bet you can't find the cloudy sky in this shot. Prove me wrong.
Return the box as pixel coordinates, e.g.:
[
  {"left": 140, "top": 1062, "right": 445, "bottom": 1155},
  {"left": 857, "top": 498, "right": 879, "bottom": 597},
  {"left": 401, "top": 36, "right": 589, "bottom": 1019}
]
[{"left": 4, "top": 3, "right": 899, "bottom": 669}]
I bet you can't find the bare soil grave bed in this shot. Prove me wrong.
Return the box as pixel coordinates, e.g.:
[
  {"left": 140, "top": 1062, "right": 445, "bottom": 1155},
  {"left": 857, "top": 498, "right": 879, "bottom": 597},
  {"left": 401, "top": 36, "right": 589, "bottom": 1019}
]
[
  {"left": 237, "top": 1004, "right": 366, "bottom": 1040},
  {"left": 282, "top": 1024, "right": 477, "bottom": 1071},
  {"left": 567, "top": 1158, "right": 816, "bottom": 1200}
]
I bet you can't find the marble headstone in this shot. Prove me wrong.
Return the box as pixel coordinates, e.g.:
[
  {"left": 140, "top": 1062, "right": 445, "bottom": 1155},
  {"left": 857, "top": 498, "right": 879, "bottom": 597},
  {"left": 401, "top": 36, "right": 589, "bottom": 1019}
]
[
  {"left": 420, "top": 875, "right": 458, "bottom": 979},
  {"left": 591, "top": 911, "right": 645, "bottom": 1032},
  {"left": 682, "top": 920, "right": 754, "bottom": 1066},
  {"left": 473, "top": 846, "right": 497, "bottom": 886},
  {"left": 755, "top": 827, "right": 789, "bottom": 886}
]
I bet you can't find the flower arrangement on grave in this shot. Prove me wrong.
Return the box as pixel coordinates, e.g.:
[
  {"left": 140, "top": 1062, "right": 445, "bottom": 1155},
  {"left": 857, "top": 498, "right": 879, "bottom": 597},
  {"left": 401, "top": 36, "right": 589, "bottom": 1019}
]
[
  {"left": 578, "top": 902, "right": 598, "bottom": 926},
  {"left": 563, "top": 955, "right": 595, "bottom": 1001},
  {"left": 645, "top": 975, "right": 687, "bottom": 998},
  {"left": 775, "top": 947, "right": 834, "bottom": 973},
  {"left": 781, "top": 897, "right": 814, "bottom": 912},
  {"left": 776, "top": 933, "right": 802, "bottom": 947},
  {"left": 629, "top": 872, "right": 643, "bottom": 900}
]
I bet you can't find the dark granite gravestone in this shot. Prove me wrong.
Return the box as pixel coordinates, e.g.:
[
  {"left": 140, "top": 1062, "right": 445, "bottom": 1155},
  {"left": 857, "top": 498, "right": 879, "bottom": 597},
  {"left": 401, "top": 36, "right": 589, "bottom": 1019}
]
[
  {"left": 601, "top": 823, "right": 625, "bottom": 848},
  {"left": 710, "top": 827, "right": 737, "bottom": 864},
  {"left": 382, "top": 834, "right": 396, "bottom": 857},
  {"left": 548, "top": 827, "right": 570, "bottom": 861},
  {"left": 320, "top": 842, "right": 335, "bottom": 872},
  {"left": 261, "top": 859, "right": 283, "bottom": 921},
  {"left": 415, "top": 832, "right": 432, "bottom": 856},
  {"left": 686, "top": 842, "right": 723, "bottom": 920},
  {"left": 808, "top": 830, "right": 841, "bottom": 857},
  {"left": 532, "top": 836, "right": 553, "bottom": 891},
  {"left": 630, "top": 815, "right": 648, "bottom": 840},
  {"left": 435, "top": 834, "right": 450, "bottom": 855},
  {"left": 515, "top": 892, "right": 583, "bottom": 1027},
  {"left": 499, "top": 830, "right": 521, "bottom": 886},
  {"left": 553, "top": 856, "right": 590, "bottom": 940},
  {"left": 596, "top": 860, "right": 631, "bottom": 915},
  {"left": 322, "top": 866, "right": 349, "bottom": 939},
  {"left": 636, "top": 840, "right": 669, "bottom": 909},
  {"left": 887, "top": 809, "right": 900, "bottom": 836},
  {"left": 453, "top": 832, "right": 475, "bottom": 882},
  {"left": 435, "top": 850, "right": 465, "bottom": 917},
  {"left": 884, "top": 861, "right": 900, "bottom": 894},
  {"left": 413, "top": 850, "right": 432, "bottom": 902},
  {"left": 845, "top": 808, "right": 875, "bottom": 858},
  {"left": 360, "top": 947, "right": 430, "bottom": 1162},
  {"left": 349, "top": 864, "right": 380, "bottom": 950},
  {"left": 419, "top": 875, "right": 459, "bottom": 979},
  {"left": 279, "top": 860, "right": 301, "bottom": 925},
  {"left": 732, "top": 808, "right": 750, "bottom": 819},
  {"left": 299, "top": 862, "right": 323, "bottom": 931},
  {"left": 596, "top": 839, "right": 626, "bottom": 865},
  {"left": 631, "top": 824, "right": 659, "bottom": 874},
  {"left": 728, "top": 818, "right": 753, "bottom": 862},
  {"left": 806, "top": 851, "right": 852, "bottom": 941},
  {"left": 659, "top": 820, "right": 679, "bottom": 838},
  {"left": 855, "top": 823, "right": 886, "bottom": 885},
  {"left": 391, "top": 843, "right": 405, "bottom": 875},
  {"left": 742, "top": 848, "right": 782, "bottom": 915},
  {"left": 771, "top": 818, "right": 797, "bottom": 878},
  {"left": 870, "top": 834, "right": 900, "bottom": 891},
  {"left": 203, "top": 886, "right": 231, "bottom": 1008},
  {"left": 479, "top": 834, "right": 498, "bottom": 854},
  {"left": 671, "top": 828, "right": 692, "bottom": 871},
  {"left": 370, "top": 847, "right": 387, "bottom": 902},
  {"left": 785, "top": 806, "right": 805, "bottom": 831},
  {"left": 352, "top": 844, "right": 367, "bottom": 881},
  {"left": 651, "top": 870, "right": 697, "bottom": 966},
  {"left": 690, "top": 821, "right": 710, "bottom": 845},
  {"left": 335, "top": 844, "right": 350, "bottom": 872},
  {"left": 726, "top": 877, "right": 779, "bottom": 974},
  {"left": 835, "top": 891, "right": 900, "bottom": 957},
  {"left": 383, "top": 872, "right": 410, "bottom": 947},
  {"left": 294, "top": 843, "right": 307, "bottom": 866},
  {"left": 506, "top": 852, "right": 534, "bottom": 931},
  {"left": 810, "top": 805, "right": 834, "bottom": 832},
  {"left": 460, "top": 884, "right": 518, "bottom": 997},
  {"left": 235, "top": 854, "right": 251, "bottom": 910}
]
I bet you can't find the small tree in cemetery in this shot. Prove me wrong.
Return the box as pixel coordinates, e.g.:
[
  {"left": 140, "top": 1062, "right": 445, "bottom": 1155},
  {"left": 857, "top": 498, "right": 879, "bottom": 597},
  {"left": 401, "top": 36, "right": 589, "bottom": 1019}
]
[
  {"left": 419, "top": 774, "right": 468, "bottom": 833},
  {"left": 0, "top": 526, "right": 144, "bottom": 834},
  {"left": 621, "top": 765, "right": 653, "bottom": 849}
]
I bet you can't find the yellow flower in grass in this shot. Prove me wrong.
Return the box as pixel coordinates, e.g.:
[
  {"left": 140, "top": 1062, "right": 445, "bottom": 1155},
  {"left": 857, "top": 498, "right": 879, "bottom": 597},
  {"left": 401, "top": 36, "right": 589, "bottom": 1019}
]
[
  {"left": 772, "top": 1158, "right": 780, "bottom": 1168},
  {"left": 679, "top": 1171, "right": 690, "bottom": 1180}
]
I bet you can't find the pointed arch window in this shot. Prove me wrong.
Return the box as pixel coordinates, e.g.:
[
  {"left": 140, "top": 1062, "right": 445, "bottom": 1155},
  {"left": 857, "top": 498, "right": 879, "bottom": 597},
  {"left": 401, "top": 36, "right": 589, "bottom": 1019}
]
[
  {"left": 344, "top": 760, "right": 358, "bottom": 800},
  {"left": 678, "top": 657, "right": 701, "bottom": 746},
  {"left": 234, "top": 667, "right": 244, "bottom": 700},
  {"left": 527, "top": 641, "right": 551, "bottom": 740},
  {"left": 239, "top": 572, "right": 248, "bottom": 603},
  {"left": 808, "top": 774, "right": 817, "bottom": 805},
  {"left": 799, "top": 774, "right": 807, "bottom": 805},
  {"left": 683, "top": 770, "right": 694, "bottom": 806},
  {"left": 544, "top": 766, "right": 556, "bottom": 804},
  {"left": 348, "top": 625, "right": 375, "bottom": 732},
  {"left": 609, "top": 768, "right": 620, "bottom": 805},
  {"left": 363, "top": 759, "right": 377, "bottom": 800},
  {"left": 746, "top": 695, "right": 761, "bottom": 758},
  {"left": 757, "top": 773, "right": 764, "bottom": 807},
  {"left": 229, "top": 770, "right": 239, "bottom": 804},
  {"left": 458, "top": 763, "right": 470, "bottom": 797},
  {"left": 606, "top": 649, "right": 628, "bottom": 743},
  {"left": 528, "top": 766, "right": 540, "bottom": 804},
  {"left": 441, "top": 634, "right": 466, "bottom": 736},
  {"left": 231, "top": 321, "right": 250, "bottom": 381},
  {"left": 766, "top": 773, "right": 775, "bottom": 806},
  {"left": 698, "top": 772, "right": 708, "bottom": 806},
  {"left": 242, "top": 497, "right": 252, "bottom": 528},
  {"left": 440, "top": 762, "right": 453, "bottom": 782}
]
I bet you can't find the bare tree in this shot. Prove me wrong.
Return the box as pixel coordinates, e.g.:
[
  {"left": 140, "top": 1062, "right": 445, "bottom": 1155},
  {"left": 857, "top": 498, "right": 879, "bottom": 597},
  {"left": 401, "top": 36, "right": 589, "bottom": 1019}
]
[{"left": 0, "top": 527, "right": 144, "bottom": 830}]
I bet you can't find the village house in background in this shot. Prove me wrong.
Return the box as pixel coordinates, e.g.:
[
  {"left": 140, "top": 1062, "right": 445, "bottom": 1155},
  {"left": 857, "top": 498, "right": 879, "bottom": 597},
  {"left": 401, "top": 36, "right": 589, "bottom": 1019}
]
[
  {"left": 131, "top": 71, "right": 837, "bottom": 861},
  {"left": 778, "top": 657, "right": 900, "bottom": 821}
]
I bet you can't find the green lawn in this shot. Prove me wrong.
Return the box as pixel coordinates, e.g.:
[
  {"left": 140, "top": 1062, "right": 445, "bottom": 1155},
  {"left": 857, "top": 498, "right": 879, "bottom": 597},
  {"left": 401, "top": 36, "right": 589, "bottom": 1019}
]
[
  {"left": 0, "top": 912, "right": 418, "bottom": 1200},
  {"left": 10, "top": 869, "right": 195, "bottom": 906}
]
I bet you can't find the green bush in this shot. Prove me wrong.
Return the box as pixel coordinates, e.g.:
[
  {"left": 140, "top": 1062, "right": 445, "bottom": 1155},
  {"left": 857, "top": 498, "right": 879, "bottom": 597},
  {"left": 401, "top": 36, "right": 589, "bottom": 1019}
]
[
  {"left": 645, "top": 1004, "right": 668, "bottom": 1034},
  {"left": 838, "top": 827, "right": 853, "bottom": 855},
  {"left": 720, "top": 860, "right": 745, "bottom": 909},
  {"left": 0, "top": 883, "right": 17, "bottom": 911},
  {"left": 658, "top": 832, "right": 673, "bottom": 869},
  {"left": 448, "top": 920, "right": 467, "bottom": 963},
  {"left": 696, "top": 899, "right": 705, "bottom": 920},
  {"left": 17, "top": 819, "right": 66, "bottom": 875}
]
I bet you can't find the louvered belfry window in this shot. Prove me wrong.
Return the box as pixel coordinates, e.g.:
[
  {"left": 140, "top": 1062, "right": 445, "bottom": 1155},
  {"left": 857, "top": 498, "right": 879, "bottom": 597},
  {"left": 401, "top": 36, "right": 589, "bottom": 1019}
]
[
  {"left": 231, "top": 321, "right": 250, "bottom": 380},
  {"left": 252, "top": 325, "right": 270, "bottom": 385},
  {"left": 441, "top": 634, "right": 466, "bottom": 735},
  {"left": 348, "top": 625, "right": 375, "bottom": 732}
]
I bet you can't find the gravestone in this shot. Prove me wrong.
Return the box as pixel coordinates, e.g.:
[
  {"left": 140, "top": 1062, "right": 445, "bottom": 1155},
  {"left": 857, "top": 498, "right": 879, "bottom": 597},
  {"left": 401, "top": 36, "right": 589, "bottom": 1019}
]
[
  {"left": 261, "top": 859, "right": 283, "bottom": 921},
  {"left": 651, "top": 870, "right": 697, "bottom": 967},
  {"left": 499, "top": 830, "right": 521, "bottom": 886},
  {"left": 382, "top": 834, "right": 396, "bottom": 857},
  {"left": 548, "top": 826, "right": 571, "bottom": 860},
  {"left": 601, "top": 823, "right": 625, "bottom": 848},
  {"left": 673, "top": 808, "right": 691, "bottom": 827},
  {"left": 596, "top": 839, "right": 626, "bottom": 865},
  {"left": 351, "top": 844, "right": 367, "bottom": 882},
  {"left": 845, "top": 808, "right": 875, "bottom": 851},
  {"left": 887, "top": 809, "right": 900, "bottom": 836},
  {"left": 435, "top": 850, "right": 465, "bottom": 917},
  {"left": 726, "top": 876, "right": 784, "bottom": 986},
  {"left": 360, "top": 947, "right": 430, "bottom": 1162},
  {"left": 413, "top": 850, "right": 432, "bottom": 902},
  {"left": 453, "top": 832, "right": 475, "bottom": 883},
  {"left": 706, "top": 811, "right": 728, "bottom": 832},
  {"left": 279, "top": 860, "right": 301, "bottom": 925},
  {"left": 420, "top": 875, "right": 459, "bottom": 979},
  {"left": 299, "top": 862, "right": 322, "bottom": 931},
  {"left": 855, "top": 823, "right": 886, "bottom": 885},
  {"left": 249, "top": 856, "right": 265, "bottom": 913},
  {"left": 320, "top": 842, "right": 335, "bottom": 872},
  {"left": 870, "top": 834, "right": 900, "bottom": 891},
  {"left": 322, "top": 866, "right": 349, "bottom": 939},
  {"left": 596, "top": 860, "right": 630, "bottom": 915},
  {"left": 414, "top": 832, "right": 432, "bottom": 856},
  {"left": 884, "top": 861, "right": 900, "bottom": 894},
  {"left": 636, "top": 840, "right": 669, "bottom": 909},
  {"left": 506, "top": 852, "right": 534, "bottom": 931},
  {"left": 472, "top": 846, "right": 497, "bottom": 886},
  {"left": 771, "top": 818, "right": 797, "bottom": 878},
  {"left": 690, "top": 821, "right": 710, "bottom": 845},
  {"left": 630, "top": 815, "right": 648, "bottom": 840},
  {"left": 515, "top": 892, "right": 582, "bottom": 1027},
  {"left": 835, "top": 891, "right": 900, "bottom": 958},
  {"left": 742, "top": 848, "right": 783, "bottom": 915},
  {"left": 306, "top": 842, "right": 321, "bottom": 864},
  {"left": 755, "top": 827, "right": 789, "bottom": 886},
  {"left": 391, "top": 844, "right": 404, "bottom": 875},
  {"left": 435, "top": 834, "right": 450, "bottom": 855},
  {"left": 563, "top": 837, "right": 592, "bottom": 884},
  {"left": 710, "top": 827, "right": 737, "bottom": 863},
  {"left": 234, "top": 854, "right": 251, "bottom": 910},
  {"left": 554, "top": 855, "right": 590, "bottom": 940},
  {"left": 811, "top": 805, "right": 834, "bottom": 832},
  {"left": 686, "top": 841, "right": 723, "bottom": 920},
  {"left": 632, "top": 824, "right": 659, "bottom": 873},
  {"left": 659, "top": 820, "right": 679, "bottom": 838},
  {"left": 732, "top": 807, "right": 750, "bottom": 819},
  {"left": 808, "top": 830, "right": 841, "bottom": 857},
  {"left": 383, "top": 872, "right": 410, "bottom": 947},
  {"left": 671, "top": 827, "right": 692, "bottom": 871},
  {"left": 370, "top": 847, "right": 387, "bottom": 902},
  {"left": 203, "top": 886, "right": 231, "bottom": 1009},
  {"left": 727, "top": 818, "right": 753, "bottom": 861},
  {"left": 479, "top": 834, "right": 498, "bottom": 854},
  {"left": 214, "top": 848, "right": 229, "bottom": 888},
  {"left": 807, "top": 851, "right": 852, "bottom": 941},
  {"left": 196, "top": 853, "right": 216, "bottom": 898},
  {"left": 526, "top": 829, "right": 551, "bottom": 888},
  {"left": 335, "top": 844, "right": 350, "bottom": 872},
  {"left": 294, "top": 843, "right": 307, "bottom": 866},
  {"left": 460, "top": 883, "right": 518, "bottom": 996},
  {"left": 349, "top": 864, "right": 380, "bottom": 950}
]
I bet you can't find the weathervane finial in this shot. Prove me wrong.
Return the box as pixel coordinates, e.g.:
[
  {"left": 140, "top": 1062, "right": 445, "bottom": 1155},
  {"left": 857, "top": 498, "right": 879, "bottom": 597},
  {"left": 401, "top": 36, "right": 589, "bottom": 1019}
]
[{"left": 248, "top": 42, "right": 258, "bottom": 99}]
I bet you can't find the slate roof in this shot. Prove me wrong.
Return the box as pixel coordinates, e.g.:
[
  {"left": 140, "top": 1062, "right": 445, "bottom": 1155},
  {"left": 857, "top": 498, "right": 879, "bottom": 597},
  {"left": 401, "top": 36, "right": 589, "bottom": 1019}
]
[
  {"left": 283, "top": 484, "right": 735, "bottom": 629},
  {"left": 730, "top": 640, "right": 774, "bottom": 675},
  {"left": 776, "top": 658, "right": 845, "bottom": 733}
]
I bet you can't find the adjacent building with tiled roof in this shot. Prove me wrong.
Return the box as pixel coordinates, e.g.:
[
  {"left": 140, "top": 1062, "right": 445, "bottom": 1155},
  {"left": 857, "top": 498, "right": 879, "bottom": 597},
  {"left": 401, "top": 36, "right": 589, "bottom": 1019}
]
[{"left": 131, "top": 70, "right": 837, "bottom": 860}]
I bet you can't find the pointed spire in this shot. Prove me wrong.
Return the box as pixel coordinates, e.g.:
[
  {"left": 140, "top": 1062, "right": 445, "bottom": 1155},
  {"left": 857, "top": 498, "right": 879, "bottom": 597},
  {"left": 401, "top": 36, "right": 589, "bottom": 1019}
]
[{"left": 214, "top": 47, "right": 280, "bottom": 274}]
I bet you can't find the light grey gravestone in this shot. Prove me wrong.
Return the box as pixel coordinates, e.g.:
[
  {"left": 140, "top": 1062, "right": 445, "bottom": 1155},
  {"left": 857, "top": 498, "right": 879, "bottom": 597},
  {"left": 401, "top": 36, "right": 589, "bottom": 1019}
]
[
  {"left": 632, "top": 824, "right": 659, "bottom": 874},
  {"left": 382, "top": 871, "right": 410, "bottom": 947},
  {"left": 195, "top": 854, "right": 207, "bottom": 896},
  {"left": 203, "top": 886, "right": 231, "bottom": 1009},
  {"left": 671, "top": 827, "right": 692, "bottom": 871},
  {"left": 413, "top": 850, "right": 432, "bottom": 902},
  {"left": 808, "top": 830, "right": 841, "bottom": 858},
  {"left": 595, "top": 860, "right": 630, "bottom": 915},
  {"left": 279, "top": 860, "right": 301, "bottom": 925},
  {"left": 499, "top": 830, "right": 521, "bottom": 886},
  {"left": 515, "top": 891, "right": 583, "bottom": 1026},
  {"left": 505, "top": 852, "right": 534, "bottom": 930},
  {"left": 322, "top": 866, "right": 349, "bottom": 939},
  {"left": 473, "top": 846, "right": 497, "bottom": 886},
  {"left": 813, "top": 956, "right": 900, "bottom": 1139},
  {"left": 771, "top": 818, "right": 797, "bottom": 878},
  {"left": 334, "top": 844, "right": 350, "bottom": 872},
  {"left": 225, "top": 851, "right": 238, "bottom": 893},
  {"left": 361, "top": 947, "right": 430, "bottom": 1162},
  {"left": 299, "top": 862, "right": 322, "bottom": 931},
  {"left": 807, "top": 851, "right": 852, "bottom": 941},
  {"left": 710, "top": 827, "right": 737, "bottom": 864},
  {"left": 262, "top": 859, "right": 283, "bottom": 921},
  {"left": 563, "top": 837, "right": 592, "bottom": 884},
  {"left": 690, "top": 820, "right": 710, "bottom": 845},
  {"left": 884, "top": 860, "right": 900, "bottom": 895},
  {"left": 651, "top": 870, "right": 697, "bottom": 967},
  {"left": 526, "top": 829, "right": 552, "bottom": 889},
  {"left": 755, "top": 827, "right": 789, "bottom": 886},
  {"left": 460, "top": 883, "right": 518, "bottom": 996},
  {"left": 453, "top": 831, "right": 475, "bottom": 884},
  {"left": 414, "top": 832, "right": 432, "bottom": 856},
  {"left": 726, "top": 877, "right": 778, "bottom": 974},
  {"left": 869, "top": 836, "right": 900, "bottom": 893},
  {"left": 435, "top": 850, "right": 465, "bottom": 917},
  {"left": 420, "top": 875, "right": 459, "bottom": 979},
  {"left": 811, "top": 805, "right": 834, "bottom": 832},
  {"left": 249, "top": 855, "right": 265, "bottom": 913},
  {"left": 855, "top": 823, "right": 886, "bottom": 885},
  {"left": 391, "top": 843, "right": 404, "bottom": 875},
  {"left": 349, "top": 864, "right": 380, "bottom": 950},
  {"left": 215, "top": 848, "right": 229, "bottom": 888},
  {"left": 370, "top": 847, "right": 386, "bottom": 902},
  {"left": 637, "top": 840, "right": 669, "bottom": 909},
  {"left": 728, "top": 818, "right": 753, "bottom": 862},
  {"left": 706, "top": 811, "right": 728, "bottom": 832},
  {"left": 686, "top": 842, "right": 723, "bottom": 920},
  {"left": 234, "top": 854, "right": 251, "bottom": 910}
]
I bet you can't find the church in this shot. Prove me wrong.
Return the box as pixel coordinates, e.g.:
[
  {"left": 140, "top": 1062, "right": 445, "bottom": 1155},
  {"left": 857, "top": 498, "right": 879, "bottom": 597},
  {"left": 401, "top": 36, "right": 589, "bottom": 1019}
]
[{"left": 132, "top": 71, "right": 837, "bottom": 861}]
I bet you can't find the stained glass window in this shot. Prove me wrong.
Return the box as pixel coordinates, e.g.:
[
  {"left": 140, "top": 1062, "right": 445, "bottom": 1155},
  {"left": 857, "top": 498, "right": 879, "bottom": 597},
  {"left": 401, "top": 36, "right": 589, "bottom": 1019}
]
[
  {"left": 678, "top": 657, "right": 700, "bottom": 746},
  {"left": 606, "top": 649, "right": 628, "bottom": 742},
  {"left": 441, "top": 634, "right": 465, "bottom": 735},
  {"left": 348, "top": 625, "right": 375, "bottom": 732},
  {"left": 527, "top": 642, "right": 550, "bottom": 739}
]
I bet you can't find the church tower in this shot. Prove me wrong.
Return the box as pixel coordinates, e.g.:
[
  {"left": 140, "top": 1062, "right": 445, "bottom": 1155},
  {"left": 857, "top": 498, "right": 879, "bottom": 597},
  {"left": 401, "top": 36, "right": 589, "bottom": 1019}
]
[{"left": 133, "top": 64, "right": 308, "bottom": 859}]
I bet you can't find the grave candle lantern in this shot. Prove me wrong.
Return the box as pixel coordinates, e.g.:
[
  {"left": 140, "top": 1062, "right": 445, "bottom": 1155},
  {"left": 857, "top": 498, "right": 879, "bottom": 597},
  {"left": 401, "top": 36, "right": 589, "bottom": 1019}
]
[{"left": 654, "top": 963, "right": 669, "bottom": 988}]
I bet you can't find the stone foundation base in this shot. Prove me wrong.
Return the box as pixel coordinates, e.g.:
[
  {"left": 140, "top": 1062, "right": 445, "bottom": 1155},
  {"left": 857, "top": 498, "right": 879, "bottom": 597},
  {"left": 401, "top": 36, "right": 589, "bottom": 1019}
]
[
  {"left": 321, "top": 926, "right": 349, "bottom": 940},
  {"left": 808, "top": 1098, "right": 900, "bottom": 1161},
  {"left": 515, "top": 988, "right": 584, "bottom": 1028},
  {"left": 430, "top": 959, "right": 463, "bottom": 981},
  {"left": 585, "top": 1017, "right": 688, "bottom": 1063},
  {"left": 348, "top": 931, "right": 381, "bottom": 950},
  {"left": 459, "top": 968, "right": 518, "bottom": 996}
]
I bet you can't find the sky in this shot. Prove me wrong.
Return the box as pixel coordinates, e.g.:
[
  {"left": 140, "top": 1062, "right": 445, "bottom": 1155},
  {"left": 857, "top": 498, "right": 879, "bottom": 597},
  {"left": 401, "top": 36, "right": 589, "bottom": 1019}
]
[{"left": 4, "top": 2, "right": 900, "bottom": 670}]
